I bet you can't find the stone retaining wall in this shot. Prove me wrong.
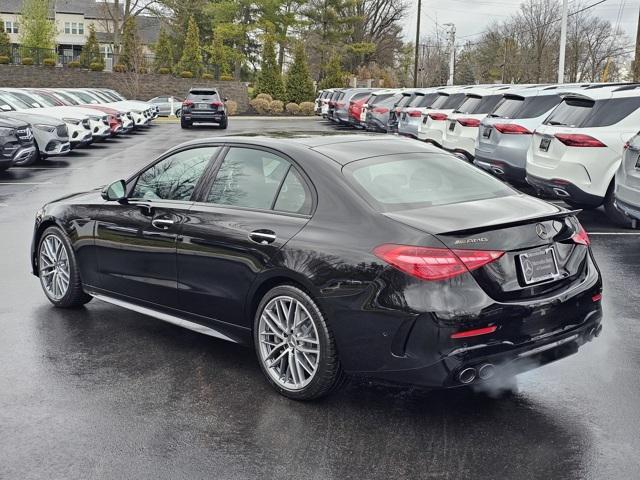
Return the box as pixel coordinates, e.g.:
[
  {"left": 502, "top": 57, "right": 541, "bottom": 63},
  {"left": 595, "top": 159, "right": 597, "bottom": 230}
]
[{"left": 0, "top": 65, "right": 249, "bottom": 112}]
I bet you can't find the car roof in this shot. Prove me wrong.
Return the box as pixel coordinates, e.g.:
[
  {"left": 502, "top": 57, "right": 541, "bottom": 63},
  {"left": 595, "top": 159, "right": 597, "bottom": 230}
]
[{"left": 169, "top": 133, "right": 443, "bottom": 166}]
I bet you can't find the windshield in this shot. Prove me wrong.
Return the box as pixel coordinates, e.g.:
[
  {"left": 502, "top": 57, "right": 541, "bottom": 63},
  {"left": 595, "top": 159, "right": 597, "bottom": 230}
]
[
  {"left": 24, "top": 91, "right": 57, "bottom": 107},
  {"left": 72, "top": 90, "right": 99, "bottom": 103},
  {"left": 49, "top": 91, "right": 77, "bottom": 105},
  {"left": 6, "top": 91, "right": 43, "bottom": 108},
  {"left": 344, "top": 152, "right": 514, "bottom": 212},
  {"left": 0, "top": 92, "right": 30, "bottom": 110}
]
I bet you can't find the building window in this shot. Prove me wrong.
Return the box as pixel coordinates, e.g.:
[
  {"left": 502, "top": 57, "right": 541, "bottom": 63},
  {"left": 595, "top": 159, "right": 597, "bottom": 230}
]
[
  {"left": 5, "top": 21, "right": 19, "bottom": 34},
  {"left": 64, "top": 22, "right": 70, "bottom": 34},
  {"left": 78, "top": 22, "right": 84, "bottom": 35},
  {"left": 71, "top": 22, "right": 78, "bottom": 34}
]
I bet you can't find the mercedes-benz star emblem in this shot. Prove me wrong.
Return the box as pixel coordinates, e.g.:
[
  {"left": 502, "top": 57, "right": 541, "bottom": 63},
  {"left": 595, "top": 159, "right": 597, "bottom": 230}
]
[
  {"left": 522, "top": 258, "right": 534, "bottom": 280},
  {"left": 535, "top": 223, "right": 548, "bottom": 240}
]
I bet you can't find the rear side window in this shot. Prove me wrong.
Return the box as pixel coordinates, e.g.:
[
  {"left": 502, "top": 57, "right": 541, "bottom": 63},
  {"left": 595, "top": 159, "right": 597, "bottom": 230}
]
[
  {"left": 397, "top": 95, "right": 414, "bottom": 108},
  {"left": 344, "top": 153, "right": 514, "bottom": 212},
  {"left": 207, "top": 148, "right": 290, "bottom": 210},
  {"left": 419, "top": 93, "right": 440, "bottom": 108},
  {"left": 273, "top": 168, "right": 312, "bottom": 215},
  {"left": 473, "top": 95, "right": 503, "bottom": 114},
  {"left": 442, "top": 93, "right": 466, "bottom": 109}
]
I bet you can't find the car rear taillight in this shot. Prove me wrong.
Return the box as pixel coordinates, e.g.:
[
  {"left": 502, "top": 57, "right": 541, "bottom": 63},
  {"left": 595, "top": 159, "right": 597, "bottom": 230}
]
[
  {"left": 572, "top": 223, "right": 590, "bottom": 246},
  {"left": 211, "top": 101, "right": 223, "bottom": 107},
  {"left": 555, "top": 133, "right": 606, "bottom": 147},
  {"left": 428, "top": 113, "right": 448, "bottom": 121},
  {"left": 373, "top": 244, "right": 504, "bottom": 281},
  {"left": 451, "top": 325, "right": 497, "bottom": 339},
  {"left": 408, "top": 110, "right": 422, "bottom": 117},
  {"left": 493, "top": 123, "right": 532, "bottom": 135},
  {"left": 457, "top": 118, "right": 481, "bottom": 127},
  {"left": 183, "top": 100, "right": 194, "bottom": 107},
  {"left": 374, "top": 107, "right": 389, "bottom": 114}
]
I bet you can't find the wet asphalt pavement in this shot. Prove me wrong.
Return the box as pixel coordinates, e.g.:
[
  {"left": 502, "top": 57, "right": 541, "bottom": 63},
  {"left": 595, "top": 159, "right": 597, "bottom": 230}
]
[{"left": 1, "top": 118, "right": 639, "bottom": 479}]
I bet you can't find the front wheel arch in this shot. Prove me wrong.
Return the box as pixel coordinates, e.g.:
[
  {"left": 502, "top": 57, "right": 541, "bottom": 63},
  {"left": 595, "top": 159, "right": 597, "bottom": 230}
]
[{"left": 32, "top": 218, "right": 67, "bottom": 275}]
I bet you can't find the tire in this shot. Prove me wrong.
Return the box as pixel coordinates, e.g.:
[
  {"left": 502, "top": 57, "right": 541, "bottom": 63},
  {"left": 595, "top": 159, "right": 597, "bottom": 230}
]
[
  {"left": 37, "top": 226, "right": 92, "bottom": 308},
  {"left": 175, "top": 108, "right": 182, "bottom": 118},
  {"left": 604, "top": 181, "right": 634, "bottom": 228},
  {"left": 254, "top": 284, "right": 345, "bottom": 400},
  {"left": 180, "top": 119, "right": 191, "bottom": 129},
  {"left": 219, "top": 118, "right": 228, "bottom": 130}
]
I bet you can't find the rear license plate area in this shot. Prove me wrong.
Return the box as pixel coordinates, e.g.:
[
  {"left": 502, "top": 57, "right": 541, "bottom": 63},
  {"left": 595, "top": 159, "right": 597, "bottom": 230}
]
[
  {"left": 197, "top": 103, "right": 209, "bottom": 109},
  {"left": 518, "top": 247, "right": 560, "bottom": 285},
  {"left": 449, "top": 121, "right": 456, "bottom": 132},
  {"left": 482, "top": 126, "right": 492, "bottom": 138},
  {"left": 539, "top": 137, "right": 551, "bottom": 152}
]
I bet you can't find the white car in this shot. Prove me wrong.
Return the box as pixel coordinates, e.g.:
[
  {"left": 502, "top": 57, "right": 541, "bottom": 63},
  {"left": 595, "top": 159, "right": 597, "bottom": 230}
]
[
  {"left": 0, "top": 89, "right": 93, "bottom": 148},
  {"left": 64, "top": 89, "right": 151, "bottom": 128},
  {"left": 526, "top": 84, "right": 640, "bottom": 224},
  {"left": 441, "top": 86, "right": 517, "bottom": 160},
  {"left": 320, "top": 89, "right": 335, "bottom": 118},
  {"left": 418, "top": 88, "right": 472, "bottom": 146},
  {"left": 396, "top": 88, "right": 442, "bottom": 138}
]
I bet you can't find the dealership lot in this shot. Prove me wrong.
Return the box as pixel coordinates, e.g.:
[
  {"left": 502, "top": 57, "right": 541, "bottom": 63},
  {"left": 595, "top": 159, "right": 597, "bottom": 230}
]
[{"left": 1, "top": 119, "right": 639, "bottom": 479}]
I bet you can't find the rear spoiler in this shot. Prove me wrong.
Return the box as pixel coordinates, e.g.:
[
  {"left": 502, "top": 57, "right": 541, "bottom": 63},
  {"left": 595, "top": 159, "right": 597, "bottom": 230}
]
[{"left": 438, "top": 209, "right": 581, "bottom": 236}]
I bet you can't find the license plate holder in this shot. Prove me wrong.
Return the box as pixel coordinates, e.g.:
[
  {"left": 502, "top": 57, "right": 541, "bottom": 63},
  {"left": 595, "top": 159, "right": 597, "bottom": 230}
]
[
  {"left": 539, "top": 137, "right": 551, "bottom": 152},
  {"left": 482, "top": 126, "right": 492, "bottom": 138},
  {"left": 197, "top": 103, "right": 209, "bottom": 110},
  {"left": 519, "top": 247, "right": 560, "bottom": 285},
  {"left": 449, "top": 121, "right": 456, "bottom": 132}
]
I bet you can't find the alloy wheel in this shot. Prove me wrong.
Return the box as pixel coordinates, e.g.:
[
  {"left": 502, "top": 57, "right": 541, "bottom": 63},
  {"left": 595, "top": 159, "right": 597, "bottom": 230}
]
[
  {"left": 39, "top": 234, "right": 70, "bottom": 300},
  {"left": 258, "top": 295, "right": 320, "bottom": 391}
]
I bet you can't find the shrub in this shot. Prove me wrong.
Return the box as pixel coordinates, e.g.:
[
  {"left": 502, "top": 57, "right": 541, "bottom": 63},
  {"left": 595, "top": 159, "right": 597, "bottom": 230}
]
[
  {"left": 114, "top": 63, "right": 126, "bottom": 73},
  {"left": 255, "top": 93, "right": 272, "bottom": 102},
  {"left": 268, "top": 100, "right": 284, "bottom": 115},
  {"left": 68, "top": 60, "right": 80, "bottom": 68},
  {"left": 285, "top": 102, "right": 300, "bottom": 115},
  {"left": 299, "top": 102, "right": 315, "bottom": 116},
  {"left": 220, "top": 74, "right": 234, "bottom": 81},
  {"left": 158, "top": 67, "right": 170, "bottom": 74},
  {"left": 226, "top": 100, "right": 238, "bottom": 116},
  {"left": 0, "top": 56, "right": 9, "bottom": 65},
  {"left": 43, "top": 58, "right": 56, "bottom": 67},
  {"left": 180, "top": 70, "right": 193, "bottom": 78},
  {"left": 249, "top": 97, "right": 270, "bottom": 115},
  {"left": 202, "top": 73, "right": 214, "bottom": 80},
  {"left": 21, "top": 57, "right": 34, "bottom": 65},
  {"left": 90, "top": 62, "right": 104, "bottom": 72}
]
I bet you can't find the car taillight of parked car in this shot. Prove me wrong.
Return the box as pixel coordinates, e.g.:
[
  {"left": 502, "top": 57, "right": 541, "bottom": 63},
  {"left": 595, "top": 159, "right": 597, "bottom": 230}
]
[
  {"left": 554, "top": 133, "right": 606, "bottom": 148},
  {"left": 373, "top": 107, "right": 389, "bottom": 114},
  {"left": 572, "top": 223, "right": 590, "bottom": 246},
  {"left": 457, "top": 118, "right": 481, "bottom": 128},
  {"left": 408, "top": 110, "right": 422, "bottom": 117},
  {"left": 211, "top": 101, "right": 223, "bottom": 109},
  {"left": 183, "top": 100, "right": 194, "bottom": 108},
  {"left": 373, "top": 244, "right": 504, "bottom": 281},
  {"left": 493, "top": 123, "right": 532, "bottom": 135},
  {"left": 426, "top": 113, "right": 448, "bottom": 124}
]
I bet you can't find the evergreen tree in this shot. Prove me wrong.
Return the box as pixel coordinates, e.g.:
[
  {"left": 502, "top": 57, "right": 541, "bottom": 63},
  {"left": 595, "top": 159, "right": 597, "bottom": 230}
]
[
  {"left": 255, "top": 34, "right": 285, "bottom": 100},
  {"left": 119, "top": 16, "right": 142, "bottom": 71},
  {"left": 153, "top": 28, "right": 174, "bottom": 72},
  {"left": 318, "top": 54, "right": 346, "bottom": 90},
  {"left": 285, "top": 42, "right": 315, "bottom": 103},
  {"left": 80, "top": 24, "right": 102, "bottom": 68},
  {"left": 19, "top": 0, "right": 56, "bottom": 59},
  {"left": 177, "top": 16, "right": 203, "bottom": 76},
  {"left": 0, "top": 23, "right": 10, "bottom": 58}
]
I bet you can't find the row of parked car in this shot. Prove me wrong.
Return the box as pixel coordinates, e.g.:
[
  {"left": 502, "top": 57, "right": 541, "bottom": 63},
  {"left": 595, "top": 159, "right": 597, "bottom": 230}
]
[
  {"left": 0, "top": 87, "right": 159, "bottom": 172},
  {"left": 315, "top": 84, "right": 640, "bottom": 227}
]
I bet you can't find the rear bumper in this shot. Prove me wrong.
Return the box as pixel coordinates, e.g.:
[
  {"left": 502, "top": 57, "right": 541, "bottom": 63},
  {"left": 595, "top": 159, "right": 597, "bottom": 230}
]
[
  {"left": 474, "top": 153, "right": 526, "bottom": 184},
  {"left": 442, "top": 135, "right": 476, "bottom": 158},
  {"left": 526, "top": 174, "right": 603, "bottom": 206},
  {"left": 182, "top": 112, "right": 227, "bottom": 123},
  {"left": 399, "top": 122, "right": 420, "bottom": 139},
  {"left": 614, "top": 196, "right": 640, "bottom": 222},
  {"left": 365, "top": 116, "right": 387, "bottom": 132}
]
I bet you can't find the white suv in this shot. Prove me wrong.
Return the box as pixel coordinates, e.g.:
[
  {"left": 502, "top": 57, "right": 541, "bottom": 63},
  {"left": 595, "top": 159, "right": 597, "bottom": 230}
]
[
  {"left": 526, "top": 84, "right": 640, "bottom": 224},
  {"left": 418, "top": 88, "right": 469, "bottom": 146}
]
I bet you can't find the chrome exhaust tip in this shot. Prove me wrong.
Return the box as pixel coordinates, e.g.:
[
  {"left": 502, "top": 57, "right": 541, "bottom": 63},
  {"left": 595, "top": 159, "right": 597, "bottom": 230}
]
[
  {"left": 478, "top": 364, "right": 496, "bottom": 380},
  {"left": 458, "top": 367, "right": 477, "bottom": 384}
]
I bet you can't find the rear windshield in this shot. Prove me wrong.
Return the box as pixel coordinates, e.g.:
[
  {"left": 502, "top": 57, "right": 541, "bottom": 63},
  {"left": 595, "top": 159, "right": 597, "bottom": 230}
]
[
  {"left": 343, "top": 152, "right": 514, "bottom": 212},
  {"left": 456, "top": 94, "right": 503, "bottom": 114},
  {"left": 351, "top": 92, "right": 370, "bottom": 102},
  {"left": 492, "top": 94, "right": 562, "bottom": 119},
  {"left": 544, "top": 97, "right": 640, "bottom": 127},
  {"left": 396, "top": 95, "right": 414, "bottom": 108},
  {"left": 408, "top": 94, "right": 425, "bottom": 107},
  {"left": 188, "top": 90, "right": 220, "bottom": 101},
  {"left": 419, "top": 92, "right": 440, "bottom": 108},
  {"left": 370, "top": 93, "right": 395, "bottom": 105}
]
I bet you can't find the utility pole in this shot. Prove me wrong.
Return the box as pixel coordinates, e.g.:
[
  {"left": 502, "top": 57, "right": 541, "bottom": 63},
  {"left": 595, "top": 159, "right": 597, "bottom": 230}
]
[
  {"left": 634, "top": 7, "right": 640, "bottom": 82},
  {"left": 413, "top": 0, "right": 422, "bottom": 88},
  {"left": 558, "top": 0, "right": 568, "bottom": 83},
  {"left": 444, "top": 23, "right": 456, "bottom": 86}
]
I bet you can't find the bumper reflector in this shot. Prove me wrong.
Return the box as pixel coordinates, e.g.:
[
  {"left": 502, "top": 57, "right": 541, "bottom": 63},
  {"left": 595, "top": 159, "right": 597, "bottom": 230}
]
[{"left": 451, "top": 325, "right": 497, "bottom": 339}]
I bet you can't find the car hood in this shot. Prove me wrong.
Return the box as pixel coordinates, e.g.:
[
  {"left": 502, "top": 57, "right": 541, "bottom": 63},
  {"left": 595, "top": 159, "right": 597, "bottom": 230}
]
[
  {"left": 1, "top": 111, "right": 64, "bottom": 126},
  {"left": 22, "top": 106, "right": 91, "bottom": 121},
  {"left": 0, "top": 115, "right": 30, "bottom": 129},
  {"left": 383, "top": 194, "right": 563, "bottom": 235}
]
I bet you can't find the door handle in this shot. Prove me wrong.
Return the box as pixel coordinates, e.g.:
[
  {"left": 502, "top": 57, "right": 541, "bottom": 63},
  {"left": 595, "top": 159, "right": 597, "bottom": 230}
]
[
  {"left": 249, "top": 229, "right": 277, "bottom": 245},
  {"left": 151, "top": 218, "right": 175, "bottom": 230}
]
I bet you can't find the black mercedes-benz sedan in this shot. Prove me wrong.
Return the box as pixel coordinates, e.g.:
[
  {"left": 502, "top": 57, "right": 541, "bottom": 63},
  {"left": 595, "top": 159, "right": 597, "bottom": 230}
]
[{"left": 31, "top": 134, "right": 603, "bottom": 400}]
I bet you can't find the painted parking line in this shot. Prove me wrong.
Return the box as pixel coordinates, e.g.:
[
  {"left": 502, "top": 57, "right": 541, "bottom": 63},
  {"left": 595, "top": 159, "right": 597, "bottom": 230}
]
[{"left": 0, "top": 182, "right": 53, "bottom": 185}]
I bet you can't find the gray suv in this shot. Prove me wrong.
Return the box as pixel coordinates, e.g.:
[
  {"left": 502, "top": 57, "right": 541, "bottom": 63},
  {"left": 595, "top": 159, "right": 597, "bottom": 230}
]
[
  {"left": 181, "top": 88, "right": 228, "bottom": 129},
  {"left": 614, "top": 132, "right": 640, "bottom": 228}
]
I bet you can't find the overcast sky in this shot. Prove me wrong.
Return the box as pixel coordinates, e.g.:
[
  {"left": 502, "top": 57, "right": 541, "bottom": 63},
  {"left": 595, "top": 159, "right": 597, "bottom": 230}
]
[{"left": 403, "top": 0, "right": 639, "bottom": 49}]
